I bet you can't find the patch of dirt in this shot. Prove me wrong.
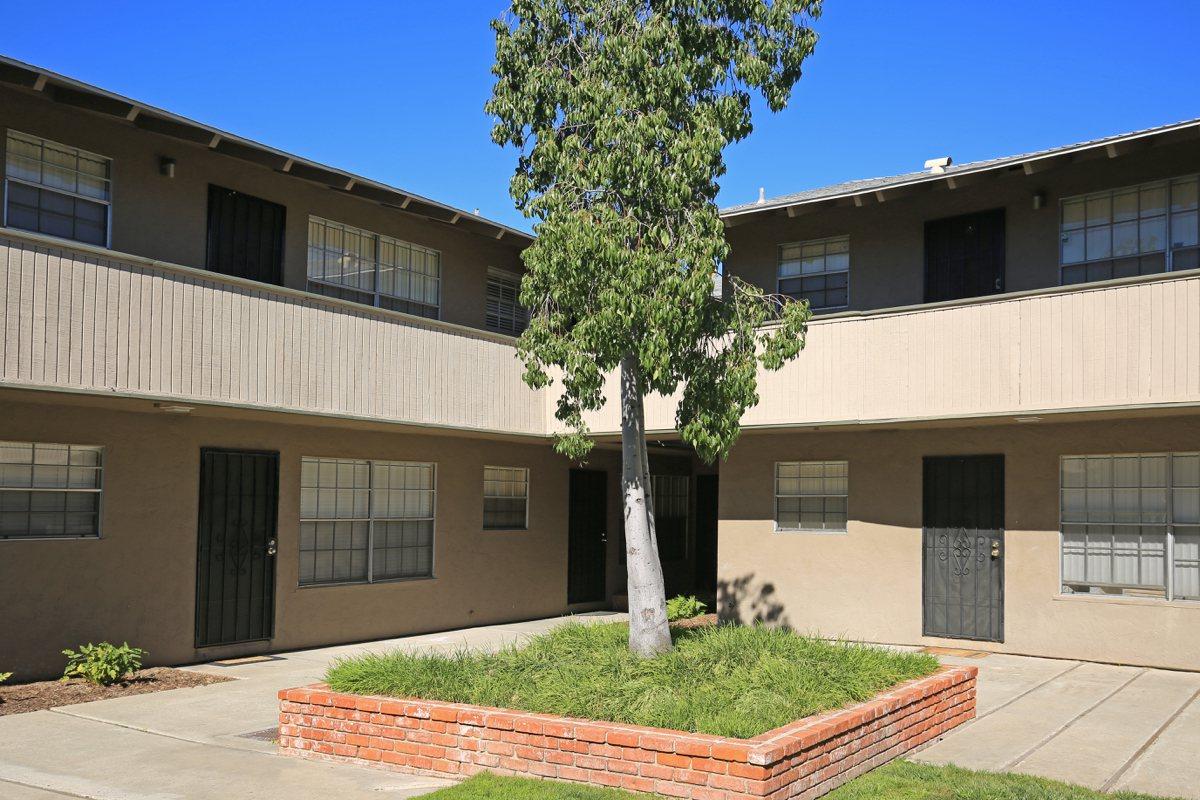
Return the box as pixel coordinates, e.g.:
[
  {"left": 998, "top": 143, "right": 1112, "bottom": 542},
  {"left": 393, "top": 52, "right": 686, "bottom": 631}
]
[
  {"left": 0, "top": 667, "right": 232, "bottom": 716},
  {"left": 670, "top": 613, "right": 718, "bottom": 630}
]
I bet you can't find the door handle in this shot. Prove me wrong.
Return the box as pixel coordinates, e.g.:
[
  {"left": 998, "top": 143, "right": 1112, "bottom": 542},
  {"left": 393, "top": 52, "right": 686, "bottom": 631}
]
[
  {"left": 991, "top": 540, "right": 1001, "bottom": 558},
  {"left": 266, "top": 538, "right": 277, "bottom": 556},
  {"left": 994, "top": 277, "right": 1002, "bottom": 291}
]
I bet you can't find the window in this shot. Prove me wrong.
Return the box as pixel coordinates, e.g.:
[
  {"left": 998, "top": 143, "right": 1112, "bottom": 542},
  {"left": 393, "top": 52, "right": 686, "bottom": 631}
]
[
  {"left": 306, "top": 216, "right": 441, "bottom": 319},
  {"left": 1060, "top": 453, "right": 1199, "bottom": 601},
  {"left": 4, "top": 130, "right": 111, "bottom": 246},
  {"left": 775, "top": 461, "right": 848, "bottom": 532},
  {"left": 299, "top": 457, "right": 435, "bottom": 585},
  {"left": 485, "top": 269, "right": 528, "bottom": 335},
  {"left": 651, "top": 475, "right": 689, "bottom": 561},
  {"left": 0, "top": 441, "right": 102, "bottom": 539},
  {"left": 777, "top": 236, "right": 849, "bottom": 311},
  {"left": 1060, "top": 176, "right": 1199, "bottom": 284},
  {"left": 483, "top": 466, "right": 528, "bottom": 530}
]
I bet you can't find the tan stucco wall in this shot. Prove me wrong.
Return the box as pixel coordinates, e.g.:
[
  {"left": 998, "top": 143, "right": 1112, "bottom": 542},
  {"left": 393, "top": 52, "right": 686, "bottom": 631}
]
[
  {"left": 724, "top": 141, "right": 1200, "bottom": 313},
  {"left": 0, "top": 85, "right": 525, "bottom": 331},
  {"left": 718, "top": 415, "right": 1200, "bottom": 671},
  {"left": 0, "top": 392, "right": 596, "bottom": 679}
]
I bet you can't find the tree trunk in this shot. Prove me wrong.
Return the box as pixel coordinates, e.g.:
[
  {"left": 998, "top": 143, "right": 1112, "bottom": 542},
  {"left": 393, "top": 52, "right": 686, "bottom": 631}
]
[{"left": 620, "top": 353, "right": 673, "bottom": 657}]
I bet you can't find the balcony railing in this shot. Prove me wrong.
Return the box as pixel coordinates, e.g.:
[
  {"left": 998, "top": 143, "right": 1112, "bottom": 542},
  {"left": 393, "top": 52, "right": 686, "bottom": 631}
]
[
  {"left": 3, "top": 227, "right": 1198, "bottom": 438},
  {"left": 0, "top": 229, "right": 547, "bottom": 436}
]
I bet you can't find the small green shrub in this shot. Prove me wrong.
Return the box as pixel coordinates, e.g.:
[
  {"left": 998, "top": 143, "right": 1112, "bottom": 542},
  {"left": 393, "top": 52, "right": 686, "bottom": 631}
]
[
  {"left": 0, "top": 672, "right": 11, "bottom": 684},
  {"left": 61, "top": 642, "right": 145, "bottom": 686},
  {"left": 666, "top": 595, "right": 708, "bottom": 621}
]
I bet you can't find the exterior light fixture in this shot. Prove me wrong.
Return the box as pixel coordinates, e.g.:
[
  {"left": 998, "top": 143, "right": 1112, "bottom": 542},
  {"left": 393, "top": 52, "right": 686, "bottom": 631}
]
[
  {"left": 159, "top": 157, "right": 176, "bottom": 178},
  {"left": 1032, "top": 191, "right": 1047, "bottom": 210},
  {"left": 1014, "top": 416, "right": 1043, "bottom": 423},
  {"left": 154, "top": 402, "right": 194, "bottom": 414}
]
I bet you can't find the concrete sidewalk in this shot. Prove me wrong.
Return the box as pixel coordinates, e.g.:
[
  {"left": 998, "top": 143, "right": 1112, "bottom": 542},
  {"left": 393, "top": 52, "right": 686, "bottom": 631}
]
[
  {"left": 0, "top": 612, "right": 624, "bottom": 799},
  {"left": 913, "top": 650, "right": 1200, "bottom": 798}
]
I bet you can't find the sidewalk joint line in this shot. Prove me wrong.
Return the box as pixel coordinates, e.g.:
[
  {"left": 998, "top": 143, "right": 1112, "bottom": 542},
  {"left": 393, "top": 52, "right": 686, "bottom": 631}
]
[
  {"left": 974, "top": 660, "right": 1084, "bottom": 722},
  {"left": 0, "top": 776, "right": 91, "bottom": 799},
  {"left": 1004, "top": 667, "right": 1146, "bottom": 771},
  {"left": 1100, "top": 683, "right": 1200, "bottom": 793}
]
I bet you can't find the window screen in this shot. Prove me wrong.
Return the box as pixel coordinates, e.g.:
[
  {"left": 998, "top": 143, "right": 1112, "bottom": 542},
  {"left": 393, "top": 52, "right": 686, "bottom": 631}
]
[
  {"left": 483, "top": 466, "right": 528, "bottom": 530},
  {"left": 775, "top": 461, "right": 848, "bottom": 532},
  {"left": 778, "top": 236, "right": 849, "bottom": 311},
  {"left": 5, "top": 131, "right": 111, "bottom": 246},
  {"left": 0, "top": 441, "right": 102, "bottom": 539}
]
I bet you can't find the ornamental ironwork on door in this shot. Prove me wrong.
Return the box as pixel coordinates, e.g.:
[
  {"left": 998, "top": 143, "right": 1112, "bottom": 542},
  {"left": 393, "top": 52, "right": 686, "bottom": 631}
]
[{"left": 922, "top": 455, "right": 1005, "bottom": 642}]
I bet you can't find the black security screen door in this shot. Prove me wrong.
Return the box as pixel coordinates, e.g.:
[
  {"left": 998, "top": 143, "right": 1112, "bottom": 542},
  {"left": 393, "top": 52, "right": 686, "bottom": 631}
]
[
  {"left": 195, "top": 449, "right": 279, "bottom": 648},
  {"left": 568, "top": 469, "right": 607, "bottom": 604},
  {"left": 205, "top": 185, "right": 286, "bottom": 285},
  {"left": 694, "top": 475, "right": 719, "bottom": 595},
  {"left": 924, "top": 208, "right": 1006, "bottom": 302},
  {"left": 922, "top": 455, "right": 1005, "bottom": 642}
]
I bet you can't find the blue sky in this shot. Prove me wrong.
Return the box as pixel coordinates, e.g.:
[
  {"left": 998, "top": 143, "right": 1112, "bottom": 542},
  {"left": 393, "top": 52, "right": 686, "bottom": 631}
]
[{"left": 3, "top": 1, "right": 1197, "bottom": 232}]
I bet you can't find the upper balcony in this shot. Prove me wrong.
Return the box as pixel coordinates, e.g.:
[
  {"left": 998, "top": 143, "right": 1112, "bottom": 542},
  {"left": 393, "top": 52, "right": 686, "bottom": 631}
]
[{"left": 3, "top": 227, "right": 1199, "bottom": 439}]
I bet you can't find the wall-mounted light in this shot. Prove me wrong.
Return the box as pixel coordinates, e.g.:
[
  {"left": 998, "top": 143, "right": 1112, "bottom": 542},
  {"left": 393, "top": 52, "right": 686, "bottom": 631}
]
[
  {"left": 159, "top": 157, "right": 176, "bottom": 178},
  {"left": 1032, "top": 190, "right": 1047, "bottom": 210},
  {"left": 154, "top": 402, "right": 193, "bottom": 414}
]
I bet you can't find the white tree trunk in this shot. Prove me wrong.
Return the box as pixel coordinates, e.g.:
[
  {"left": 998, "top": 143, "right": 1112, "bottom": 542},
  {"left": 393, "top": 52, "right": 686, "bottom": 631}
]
[{"left": 620, "top": 353, "right": 673, "bottom": 657}]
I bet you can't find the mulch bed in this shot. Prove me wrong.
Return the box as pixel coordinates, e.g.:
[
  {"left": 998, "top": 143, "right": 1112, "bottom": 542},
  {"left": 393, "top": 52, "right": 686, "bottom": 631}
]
[
  {"left": 0, "top": 667, "right": 232, "bottom": 716},
  {"left": 669, "top": 612, "right": 718, "bottom": 630}
]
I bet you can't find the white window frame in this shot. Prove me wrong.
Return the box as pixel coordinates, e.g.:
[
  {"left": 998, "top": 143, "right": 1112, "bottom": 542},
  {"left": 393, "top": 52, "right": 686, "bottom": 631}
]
[
  {"left": 1059, "top": 452, "right": 1200, "bottom": 603},
  {"left": 1058, "top": 174, "right": 1199, "bottom": 285},
  {"left": 306, "top": 216, "right": 442, "bottom": 319},
  {"left": 774, "top": 460, "right": 849, "bottom": 534},
  {"left": 777, "top": 235, "right": 850, "bottom": 312},
  {"left": 482, "top": 465, "right": 529, "bottom": 531},
  {"left": 485, "top": 267, "right": 528, "bottom": 335},
  {"left": 298, "top": 457, "right": 437, "bottom": 587},
  {"left": 3, "top": 129, "right": 113, "bottom": 248},
  {"left": 0, "top": 440, "right": 104, "bottom": 541}
]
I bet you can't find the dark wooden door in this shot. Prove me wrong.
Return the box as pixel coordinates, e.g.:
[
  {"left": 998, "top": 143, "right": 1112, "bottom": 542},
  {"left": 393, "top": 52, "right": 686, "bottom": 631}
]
[
  {"left": 195, "top": 449, "right": 279, "bottom": 648},
  {"left": 922, "top": 455, "right": 1004, "bottom": 642},
  {"left": 924, "top": 208, "right": 1005, "bottom": 302},
  {"left": 205, "top": 185, "right": 286, "bottom": 285},
  {"left": 568, "top": 469, "right": 607, "bottom": 604},
  {"left": 694, "top": 475, "right": 719, "bottom": 595}
]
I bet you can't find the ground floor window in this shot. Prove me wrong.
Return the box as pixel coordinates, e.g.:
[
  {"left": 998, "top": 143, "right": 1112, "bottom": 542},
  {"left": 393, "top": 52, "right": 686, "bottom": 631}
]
[
  {"left": 1061, "top": 453, "right": 1199, "bottom": 601},
  {"left": 651, "top": 475, "right": 690, "bottom": 561},
  {"left": 774, "top": 460, "right": 848, "bottom": 532},
  {"left": 0, "top": 441, "right": 102, "bottom": 539},
  {"left": 483, "top": 466, "right": 528, "bottom": 530},
  {"left": 299, "top": 457, "right": 435, "bottom": 585}
]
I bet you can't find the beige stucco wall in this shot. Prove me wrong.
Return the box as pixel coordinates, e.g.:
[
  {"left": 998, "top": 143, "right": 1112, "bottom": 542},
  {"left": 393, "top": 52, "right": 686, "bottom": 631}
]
[
  {"left": 724, "top": 140, "right": 1200, "bottom": 312},
  {"left": 0, "top": 85, "right": 525, "bottom": 331},
  {"left": 0, "top": 391, "right": 603, "bottom": 679},
  {"left": 718, "top": 414, "right": 1200, "bottom": 671}
]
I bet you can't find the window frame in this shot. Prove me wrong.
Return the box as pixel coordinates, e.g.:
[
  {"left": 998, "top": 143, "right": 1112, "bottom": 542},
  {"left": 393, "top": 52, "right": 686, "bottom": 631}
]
[
  {"left": 776, "top": 235, "right": 851, "bottom": 312},
  {"left": 484, "top": 267, "right": 528, "bottom": 335},
  {"left": 1058, "top": 451, "right": 1200, "bottom": 604},
  {"left": 0, "top": 440, "right": 104, "bottom": 541},
  {"left": 482, "top": 465, "right": 530, "bottom": 531},
  {"left": 3, "top": 129, "right": 113, "bottom": 249},
  {"left": 1058, "top": 174, "right": 1200, "bottom": 285},
  {"left": 774, "top": 460, "right": 849, "bottom": 534},
  {"left": 298, "top": 456, "right": 437, "bottom": 587},
  {"left": 305, "top": 215, "right": 442, "bottom": 320}
]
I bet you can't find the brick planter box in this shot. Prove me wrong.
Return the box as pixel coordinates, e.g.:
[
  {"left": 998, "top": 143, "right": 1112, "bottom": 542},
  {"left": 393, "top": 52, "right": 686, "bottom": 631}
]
[{"left": 278, "top": 665, "right": 976, "bottom": 800}]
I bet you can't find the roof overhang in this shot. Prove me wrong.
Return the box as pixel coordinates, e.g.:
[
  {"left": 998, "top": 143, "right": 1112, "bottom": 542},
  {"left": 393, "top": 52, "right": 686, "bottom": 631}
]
[
  {"left": 0, "top": 55, "right": 532, "bottom": 245},
  {"left": 720, "top": 118, "right": 1200, "bottom": 226}
]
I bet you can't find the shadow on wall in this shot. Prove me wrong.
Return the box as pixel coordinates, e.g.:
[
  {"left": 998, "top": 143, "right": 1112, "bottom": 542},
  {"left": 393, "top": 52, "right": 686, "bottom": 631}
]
[{"left": 717, "top": 573, "right": 790, "bottom": 628}]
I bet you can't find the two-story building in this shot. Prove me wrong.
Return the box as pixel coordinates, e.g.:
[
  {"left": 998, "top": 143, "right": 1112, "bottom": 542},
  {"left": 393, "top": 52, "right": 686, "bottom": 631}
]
[{"left": 1, "top": 54, "right": 1198, "bottom": 676}]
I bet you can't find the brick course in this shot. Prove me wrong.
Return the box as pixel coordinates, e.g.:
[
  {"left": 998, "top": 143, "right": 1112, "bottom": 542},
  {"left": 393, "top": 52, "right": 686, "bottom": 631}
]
[{"left": 278, "top": 665, "right": 976, "bottom": 799}]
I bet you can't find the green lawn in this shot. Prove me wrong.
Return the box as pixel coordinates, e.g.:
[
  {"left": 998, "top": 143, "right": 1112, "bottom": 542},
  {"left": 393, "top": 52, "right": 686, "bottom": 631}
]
[
  {"left": 421, "top": 763, "right": 1183, "bottom": 800},
  {"left": 325, "top": 621, "right": 937, "bottom": 739}
]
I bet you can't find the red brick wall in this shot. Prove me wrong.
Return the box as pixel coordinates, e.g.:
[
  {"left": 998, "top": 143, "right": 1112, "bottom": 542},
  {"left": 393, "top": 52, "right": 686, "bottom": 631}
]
[{"left": 278, "top": 665, "right": 976, "bottom": 800}]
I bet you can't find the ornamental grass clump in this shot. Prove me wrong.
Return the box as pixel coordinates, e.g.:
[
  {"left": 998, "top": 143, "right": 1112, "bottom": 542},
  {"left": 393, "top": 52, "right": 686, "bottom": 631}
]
[{"left": 326, "top": 622, "right": 938, "bottom": 739}]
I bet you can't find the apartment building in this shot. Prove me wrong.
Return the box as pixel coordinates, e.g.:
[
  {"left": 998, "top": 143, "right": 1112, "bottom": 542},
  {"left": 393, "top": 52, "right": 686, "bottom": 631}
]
[{"left": 1, "top": 54, "right": 1198, "bottom": 675}]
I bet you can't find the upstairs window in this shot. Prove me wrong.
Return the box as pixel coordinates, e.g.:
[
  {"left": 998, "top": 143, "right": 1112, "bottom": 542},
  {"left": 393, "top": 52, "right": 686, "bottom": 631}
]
[
  {"left": 485, "top": 268, "right": 528, "bottom": 335},
  {"left": 1061, "top": 176, "right": 1199, "bottom": 284},
  {"left": 307, "top": 216, "right": 441, "bottom": 319},
  {"left": 4, "top": 130, "right": 111, "bottom": 247},
  {"left": 778, "top": 236, "right": 849, "bottom": 311}
]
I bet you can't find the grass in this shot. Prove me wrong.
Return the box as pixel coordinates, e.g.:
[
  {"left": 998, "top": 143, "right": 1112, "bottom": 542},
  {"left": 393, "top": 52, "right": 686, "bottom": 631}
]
[
  {"left": 324, "top": 621, "right": 938, "bottom": 739},
  {"left": 420, "top": 762, "right": 1184, "bottom": 800}
]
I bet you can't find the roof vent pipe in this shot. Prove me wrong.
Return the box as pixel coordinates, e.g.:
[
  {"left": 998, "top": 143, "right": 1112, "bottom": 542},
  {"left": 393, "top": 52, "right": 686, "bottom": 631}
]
[
  {"left": 924, "top": 156, "right": 953, "bottom": 174},
  {"left": 757, "top": 187, "right": 766, "bottom": 204}
]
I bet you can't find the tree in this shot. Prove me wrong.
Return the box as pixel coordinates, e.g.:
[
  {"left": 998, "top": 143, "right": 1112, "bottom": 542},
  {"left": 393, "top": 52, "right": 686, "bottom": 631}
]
[{"left": 488, "top": 0, "right": 820, "bottom": 657}]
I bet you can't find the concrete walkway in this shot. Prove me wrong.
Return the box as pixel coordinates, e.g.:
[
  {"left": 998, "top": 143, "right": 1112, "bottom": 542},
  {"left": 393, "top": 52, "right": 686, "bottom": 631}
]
[
  {"left": 914, "top": 650, "right": 1200, "bottom": 798},
  {"left": 2, "top": 617, "right": 1197, "bottom": 799},
  {"left": 0, "top": 612, "right": 624, "bottom": 799}
]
